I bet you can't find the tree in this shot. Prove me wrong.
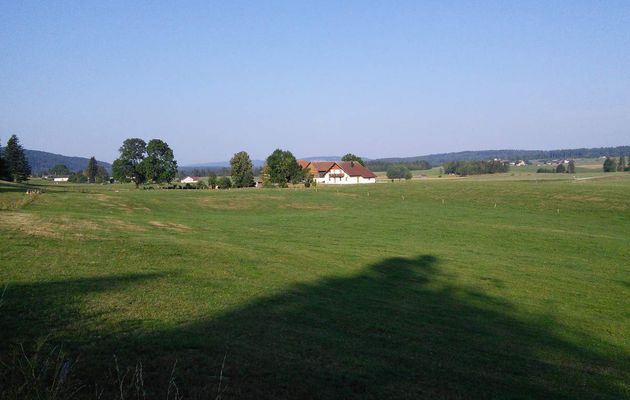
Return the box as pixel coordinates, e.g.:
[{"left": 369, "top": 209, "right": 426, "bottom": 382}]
[
  {"left": 230, "top": 151, "right": 255, "bottom": 188},
  {"left": 555, "top": 163, "right": 566, "bottom": 173},
  {"left": 112, "top": 138, "right": 147, "bottom": 187},
  {"left": 567, "top": 160, "right": 576, "bottom": 174},
  {"left": 603, "top": 157, "right": 617, "bottom": 172},
  {"left": 208, "top": 172, "right": 218, "bottom": 189},
  {"left": 87, "top": 157, "right": 98, "bottom": 183},
  {"left": 142, "top": 139, "right": 177, "bottom": 183},
  {"left": 341, "top": 153, "right": 365, "bottom": 166},
  {"left": 0, "top": 139, "right": 7, "bottom": 181},
  {"left": 265, "top": 149, "right": 303, "bottom": 187},
  {"left": 95, "top": 166, "right": 110, "bottom": 183},
  {"left": 4, "top": 135, "right": 31, "bottom": 182},
  {"left": 217, "top": 176, "right": 232, "bottom": 189},
  {"left": 69, "top": 171, "right": 87, "bottom": 183},
  {"left": 48, "top": 164, "right": 71, "bottom": 176},
  {"left": 618, "top": 156, "right": 626, "bottom": 172},
  {"left": 386, "top": 164, "right": 410, "bottom": 180}
]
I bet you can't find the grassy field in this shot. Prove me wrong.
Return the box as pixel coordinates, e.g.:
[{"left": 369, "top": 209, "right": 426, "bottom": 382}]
[{"left": 1, "top": 173, "right": 629, "bottom": 399}]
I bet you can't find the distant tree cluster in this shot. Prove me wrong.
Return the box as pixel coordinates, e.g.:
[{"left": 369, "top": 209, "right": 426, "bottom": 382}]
[
  {"left": 181, "top": 167, "right": 227, "bottom": 178},
  {"left": 112, "top": 139, "right": 177, "bottom": 186},
  {"left": 367, "top": 160, "right": 431, "bottom": 172},
  {"left": 48, "top": 164, "right": 72, "bottom": 176},
  {"left": 537, "top": 160, "right": 576, "bottom": 174},
  {"left": 341, "top": 153, "right": 365, "bottom": 166},
  {"left": 0, "top": 135, "right": 31, "bottom": 182},
  {"left": 386, "top": 165, "right": 413, "bottom": 180},
  {"left": 603, "top": 156, "right": 629, "bottom": 172},
  {"left": 443, "top": 160, "right": 509, "bottom": 176}
]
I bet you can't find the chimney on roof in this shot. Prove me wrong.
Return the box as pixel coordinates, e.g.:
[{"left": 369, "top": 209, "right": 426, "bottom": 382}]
[{"left": 351, "top": 161, "right": 354, "bottom": 167}]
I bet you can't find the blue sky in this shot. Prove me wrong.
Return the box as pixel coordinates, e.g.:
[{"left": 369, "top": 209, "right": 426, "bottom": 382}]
[{"left": 1, "top": 1, "right": 629, "bottom": 164}]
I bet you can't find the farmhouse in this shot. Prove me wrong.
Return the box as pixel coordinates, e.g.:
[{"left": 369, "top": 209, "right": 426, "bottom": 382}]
[{"left": 299, "top": 160, "right": 377, "bottom": 184}]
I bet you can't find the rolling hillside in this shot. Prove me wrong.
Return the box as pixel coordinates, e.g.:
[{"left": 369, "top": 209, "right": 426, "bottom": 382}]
[
  {"left": 24, "top": 149, "right": 112, "bottom": 174},
  {"left": 375, "top": 145, "right": 630, "bottom": 165}
]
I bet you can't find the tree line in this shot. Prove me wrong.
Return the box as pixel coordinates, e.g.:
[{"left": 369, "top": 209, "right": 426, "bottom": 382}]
[
  {"left": 603, "top": 156, "right": 629, "bottom": 172},
  {"left": 443, "top": 160, "right": 509, "bottom": 176},
  {"left": 109, "top": 139, "right": 370, "bottom": 189},
  {"left": 536, "top": 160, "right": 576, "bottom": 174},
  {"left": 367, "top": 159, "right": 431, "bottom": 172},
  {"left": 374, "top": 146, "right": 630, "bottom": 166}
]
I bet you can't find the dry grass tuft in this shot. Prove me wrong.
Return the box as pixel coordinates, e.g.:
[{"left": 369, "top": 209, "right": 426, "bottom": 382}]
[
  {"left": 279, "top": 203, "right": 338, "bottom": 211},
  {"left": 148, "top": 221, "right": 191, "bottom": 232}
]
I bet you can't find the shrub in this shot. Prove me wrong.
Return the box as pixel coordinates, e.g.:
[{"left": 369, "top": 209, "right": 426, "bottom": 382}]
[{"left": 218, "top": 176, "right": 232, "bottom": 189}]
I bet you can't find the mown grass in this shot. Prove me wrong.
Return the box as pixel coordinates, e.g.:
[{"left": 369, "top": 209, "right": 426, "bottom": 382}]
[{"left": 1, "top": 175, "right": 629, "bottom": 399}]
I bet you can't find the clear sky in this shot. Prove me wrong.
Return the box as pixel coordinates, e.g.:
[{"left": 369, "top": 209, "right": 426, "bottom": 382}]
[{"left": 1, "top": 1, "right": 629, "bottom": 164}]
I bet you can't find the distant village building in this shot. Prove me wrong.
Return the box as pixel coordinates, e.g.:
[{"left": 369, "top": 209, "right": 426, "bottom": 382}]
[
  {"left": 53, "top": 177, "right": 69, "bottom": 182},
  {"left": 180, "top": 176, "right": 200, "bottom": 184},
  {"left": 298, "top": 160, "right": 377, "bottom": 184}
]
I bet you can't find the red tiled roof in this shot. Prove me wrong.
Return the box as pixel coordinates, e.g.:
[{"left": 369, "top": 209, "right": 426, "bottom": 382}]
[
  {"left": 339, "top": 162, "right": 377, "bottom": 178},
  {"left": 310, "top": 161, "right": 337, "bottom": 173},
  {"left": 297, "top": 160, "right": 311, "bottom": 169}
]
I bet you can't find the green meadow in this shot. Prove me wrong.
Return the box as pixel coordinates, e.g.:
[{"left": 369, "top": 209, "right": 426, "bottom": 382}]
[{"left": 1, "top": 174, "right": 629, "bottom": 399}]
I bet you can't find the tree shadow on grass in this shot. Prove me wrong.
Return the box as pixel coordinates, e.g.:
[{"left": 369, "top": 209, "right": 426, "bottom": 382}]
[
  {"left": 0, "top": 273, "right": 168, "bottom": 350},
  {"left": 139, "top": 255, "right": 628, "bottom": 399},
  {"left": 2, "top": 257, "right": 628, "bottom": 399}
]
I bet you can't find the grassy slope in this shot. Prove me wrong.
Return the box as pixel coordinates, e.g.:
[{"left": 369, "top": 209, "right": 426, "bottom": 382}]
[{"left": 1, "top": 175, "right": 629, "bottom": 399}]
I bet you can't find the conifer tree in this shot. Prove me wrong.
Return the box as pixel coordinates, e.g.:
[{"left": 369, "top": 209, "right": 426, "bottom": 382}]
[
  {"left": 4, "top": 135, "right": 31, "bottom": 182},
  {"left": 87, "top": 156, "right": 98, "bottom": 183}
]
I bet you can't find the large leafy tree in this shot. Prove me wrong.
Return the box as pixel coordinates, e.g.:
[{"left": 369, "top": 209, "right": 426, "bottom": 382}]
[
  {"left": 265, "top": 149, "right": 304, "bottom": 186},
  {"left": 4, "top": 135, "right": 31, "bottom": 182},
  {"left": 341, "top": 153, "right": 365, "bottom": 166},
  {"left": 230, "top": 151, "right": 255, "bottom": 188},
  {"left": 112, "top": 138, "right": 147, "bottom": 186},
  {"left": 87, "top": 156, "right": 98, "bottom": 183},
  {"left": 567, "top": 160, "right": 576, "bottom": 174},
  {"left": 142, "top": 139, "right": 177, "bottom": 183}
]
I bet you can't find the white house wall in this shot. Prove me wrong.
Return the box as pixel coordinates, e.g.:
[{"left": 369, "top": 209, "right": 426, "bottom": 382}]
[{"left": 314, "top": 171, "right": 375, "bottom": 184}]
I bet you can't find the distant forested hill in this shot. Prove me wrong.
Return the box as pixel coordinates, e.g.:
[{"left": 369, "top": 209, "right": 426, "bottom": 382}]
[
  {"left": 373, "top": 146, "right": 630, "bottom": 166},
  {"left": 23, "top": 149, "right": 112, "bottom": 174}
]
